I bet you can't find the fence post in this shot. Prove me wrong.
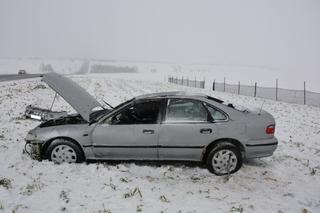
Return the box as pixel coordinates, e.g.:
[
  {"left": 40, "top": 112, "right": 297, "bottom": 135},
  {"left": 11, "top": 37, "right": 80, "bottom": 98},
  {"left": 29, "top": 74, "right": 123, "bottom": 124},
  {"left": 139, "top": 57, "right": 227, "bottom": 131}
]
[
  {"left": 276, "top": 79, "right": 278, "bottom": 101},
  {"left": 187, "top": 78, "right": 189, "bottom": 87},
  {"left": 304, "top": 81, "right": 306, "bottom": 105},
  {"left": 238, "top": 81, "right": 240, "bottom": 95},
  {"left": 223, "top": 77, "right": 226, "bottom": 92},
  {"left": 254, "top": 82, "right": 257, "bottom": 97},
  {"left": 203, "top": 77, "right": 205, "bottom": 89},
  {"left": 212, "top": 80, "right": 215, "bottom": 91}
]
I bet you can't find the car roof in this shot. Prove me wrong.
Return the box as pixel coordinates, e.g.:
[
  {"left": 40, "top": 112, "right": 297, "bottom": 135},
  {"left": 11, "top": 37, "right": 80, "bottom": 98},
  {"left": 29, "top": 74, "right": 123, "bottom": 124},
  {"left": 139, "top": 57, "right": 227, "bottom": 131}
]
[
  {"left": 135, "top": 91, "right": 225, "bottom": 105},
  {"left": 135, "top": 91, "right": 207, "bottom": 100}
]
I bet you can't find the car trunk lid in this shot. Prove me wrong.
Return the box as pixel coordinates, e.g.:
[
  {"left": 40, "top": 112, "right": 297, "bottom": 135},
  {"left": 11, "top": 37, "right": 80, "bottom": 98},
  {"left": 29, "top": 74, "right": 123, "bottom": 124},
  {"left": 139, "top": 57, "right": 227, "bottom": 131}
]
[{"left": 245, "top": 109, "right": 276, "bottom": 140}]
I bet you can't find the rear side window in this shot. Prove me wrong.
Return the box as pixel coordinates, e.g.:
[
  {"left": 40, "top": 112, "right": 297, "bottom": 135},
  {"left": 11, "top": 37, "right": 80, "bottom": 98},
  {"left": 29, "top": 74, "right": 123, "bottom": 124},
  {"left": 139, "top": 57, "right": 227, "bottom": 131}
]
[
  {"left": 205, "top": 104, "right": 227, "bottom": 121},
  {"left": 165, "top": 99, "right": 208, "bottom": 122}
]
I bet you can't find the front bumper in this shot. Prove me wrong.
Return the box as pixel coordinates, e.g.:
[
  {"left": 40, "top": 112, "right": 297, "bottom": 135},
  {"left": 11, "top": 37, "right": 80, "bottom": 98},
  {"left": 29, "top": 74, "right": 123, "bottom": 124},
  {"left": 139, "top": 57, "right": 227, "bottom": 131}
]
[
  {"left": 245, "top": 137, "right": 278, "bottom": 159},
  {"left": 25, "top": 141, "right": 43, "bottom": 160}
]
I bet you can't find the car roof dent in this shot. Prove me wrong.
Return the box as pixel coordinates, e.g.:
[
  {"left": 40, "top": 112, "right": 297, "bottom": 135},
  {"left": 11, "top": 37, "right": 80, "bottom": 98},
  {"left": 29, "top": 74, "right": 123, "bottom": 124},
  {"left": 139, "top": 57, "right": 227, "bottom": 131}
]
[{"left": 42, "top": 72, "right": 102, "bottom": 122}]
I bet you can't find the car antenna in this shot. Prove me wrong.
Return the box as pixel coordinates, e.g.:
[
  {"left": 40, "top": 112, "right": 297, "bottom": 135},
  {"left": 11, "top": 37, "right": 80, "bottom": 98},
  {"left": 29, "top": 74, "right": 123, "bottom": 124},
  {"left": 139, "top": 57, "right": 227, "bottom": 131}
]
[
  {"left": 259, "top": 100, "right": 266, "bottom": 114},
  {"left": 103, "top": 100, "right": 114, "bottom": 109}
]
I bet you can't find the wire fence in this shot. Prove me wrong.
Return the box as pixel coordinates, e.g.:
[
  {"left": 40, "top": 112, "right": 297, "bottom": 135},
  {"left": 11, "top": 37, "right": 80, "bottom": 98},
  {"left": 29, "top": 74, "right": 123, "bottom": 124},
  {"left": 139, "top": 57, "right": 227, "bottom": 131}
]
[
  {"left": 168, "top": 76, "right": 205, "bottom": 88},
  {"left": 168, "top": 76, "right": 320, "bottom": 107}
]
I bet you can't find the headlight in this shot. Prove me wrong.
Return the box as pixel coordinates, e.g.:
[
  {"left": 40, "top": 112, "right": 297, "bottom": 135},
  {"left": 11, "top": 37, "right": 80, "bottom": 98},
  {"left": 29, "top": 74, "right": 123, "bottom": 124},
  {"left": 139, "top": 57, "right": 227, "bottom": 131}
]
[{"left": 30, "top": 114, "right": 42, "bottom": 120}]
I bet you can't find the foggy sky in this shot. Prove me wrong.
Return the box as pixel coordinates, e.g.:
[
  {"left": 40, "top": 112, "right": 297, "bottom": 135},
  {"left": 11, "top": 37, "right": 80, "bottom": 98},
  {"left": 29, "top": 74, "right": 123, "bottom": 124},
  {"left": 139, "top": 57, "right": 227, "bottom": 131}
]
[{"left": 1, "top": 0, "right": 320, "bottom": 73}]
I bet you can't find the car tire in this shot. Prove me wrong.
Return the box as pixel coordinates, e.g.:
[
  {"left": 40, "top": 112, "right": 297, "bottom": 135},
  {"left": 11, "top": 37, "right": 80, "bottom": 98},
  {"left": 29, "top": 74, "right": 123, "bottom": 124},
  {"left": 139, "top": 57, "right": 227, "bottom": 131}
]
[
  {"left": 45, "top": 139, "right": 84, "bottom": 164},
  {"left": 206, "top": 142, "right": 242, "bottom": 175}
]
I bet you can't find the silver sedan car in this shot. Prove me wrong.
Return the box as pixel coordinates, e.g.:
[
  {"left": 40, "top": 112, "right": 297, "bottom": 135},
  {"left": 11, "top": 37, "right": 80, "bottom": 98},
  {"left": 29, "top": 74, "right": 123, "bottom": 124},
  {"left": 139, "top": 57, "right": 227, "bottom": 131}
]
[{"left": 25, "top": 72, "right": 278, "bottom": 175}]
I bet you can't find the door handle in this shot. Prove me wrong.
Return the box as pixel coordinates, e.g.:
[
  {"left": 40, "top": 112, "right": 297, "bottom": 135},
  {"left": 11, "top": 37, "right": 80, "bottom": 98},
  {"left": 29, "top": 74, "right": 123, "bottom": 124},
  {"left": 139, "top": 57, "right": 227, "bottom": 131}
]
[
  {"left": 200, "top": 128, "right": 212, "bottom": 134},
  {"left": 143, "top": 129, "right": 155, "bottom": 134}
]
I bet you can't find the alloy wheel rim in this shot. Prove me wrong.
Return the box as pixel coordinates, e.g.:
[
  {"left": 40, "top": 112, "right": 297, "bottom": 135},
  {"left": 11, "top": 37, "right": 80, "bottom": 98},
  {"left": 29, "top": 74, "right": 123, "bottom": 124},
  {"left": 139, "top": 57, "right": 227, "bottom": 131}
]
[
  {"left": 212, "top": 149, "right": 237, "bottom": 174},
  {"left": 51, "top": 145, "right": 77, "bottom": 163}
]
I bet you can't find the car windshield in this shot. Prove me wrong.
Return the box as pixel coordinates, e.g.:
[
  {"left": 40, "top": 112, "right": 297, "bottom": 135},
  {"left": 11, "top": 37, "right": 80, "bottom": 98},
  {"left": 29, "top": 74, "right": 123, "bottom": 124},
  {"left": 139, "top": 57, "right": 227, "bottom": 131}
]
[
  {"left": 112, "top": 98, "right": 134, "bottom": 111},
  {"left": 89, "top": 98, "right": 134, "bottom": 123},
  {"left": 89, "top": 109, "right": 111, "bottom": 121}
]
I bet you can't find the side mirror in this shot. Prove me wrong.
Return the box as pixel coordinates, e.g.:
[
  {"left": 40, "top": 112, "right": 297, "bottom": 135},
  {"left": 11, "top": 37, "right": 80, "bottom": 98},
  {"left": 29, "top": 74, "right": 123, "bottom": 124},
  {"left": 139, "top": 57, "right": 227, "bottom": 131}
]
[{"left": 111, "top": 116, "right": 117, "bottom": 124}]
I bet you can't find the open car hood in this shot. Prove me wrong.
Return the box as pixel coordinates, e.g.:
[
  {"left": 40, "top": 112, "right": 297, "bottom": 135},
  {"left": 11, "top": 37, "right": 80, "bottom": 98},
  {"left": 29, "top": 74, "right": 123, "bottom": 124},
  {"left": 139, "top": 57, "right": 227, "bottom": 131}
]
[{"left": 42, "top": 72, "right": 102, "bottom": 122}]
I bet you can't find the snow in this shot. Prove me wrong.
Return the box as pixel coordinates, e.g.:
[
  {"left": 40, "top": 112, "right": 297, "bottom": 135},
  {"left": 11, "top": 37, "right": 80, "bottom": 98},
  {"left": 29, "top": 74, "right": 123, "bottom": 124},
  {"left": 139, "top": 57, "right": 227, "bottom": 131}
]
[
  {"left": 1, "top": 58, "right": 320, "bottom": 93},
  {"left": 0, "top": 58, "right": 85, "bottom": 75},
  {"left": 0, "top": 74, "right": 320, "bottom": 212}
]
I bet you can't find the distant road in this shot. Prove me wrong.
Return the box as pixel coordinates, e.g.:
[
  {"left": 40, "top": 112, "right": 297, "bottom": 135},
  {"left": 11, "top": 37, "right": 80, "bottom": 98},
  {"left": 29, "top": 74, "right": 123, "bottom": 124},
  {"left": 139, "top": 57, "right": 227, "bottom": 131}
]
[{"left": 0, "top": 74, "right": 43, "bottom": 82}]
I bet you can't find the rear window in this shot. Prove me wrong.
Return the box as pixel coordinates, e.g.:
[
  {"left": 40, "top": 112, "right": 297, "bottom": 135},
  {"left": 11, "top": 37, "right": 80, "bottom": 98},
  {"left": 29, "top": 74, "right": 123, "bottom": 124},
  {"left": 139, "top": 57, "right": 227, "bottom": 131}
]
[
  {"left": 206, "top": 96, "right": 246, "bottom": 112},
  {"left": 206, "top": 96, "right": 224, "bottom": 104}
]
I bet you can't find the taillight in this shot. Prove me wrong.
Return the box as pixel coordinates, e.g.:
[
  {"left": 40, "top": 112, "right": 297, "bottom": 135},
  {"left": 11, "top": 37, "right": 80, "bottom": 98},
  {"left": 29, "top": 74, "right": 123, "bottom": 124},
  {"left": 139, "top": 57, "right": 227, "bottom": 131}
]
[{"left": 266, "top": 124, "right": 275, "bottom": 134}]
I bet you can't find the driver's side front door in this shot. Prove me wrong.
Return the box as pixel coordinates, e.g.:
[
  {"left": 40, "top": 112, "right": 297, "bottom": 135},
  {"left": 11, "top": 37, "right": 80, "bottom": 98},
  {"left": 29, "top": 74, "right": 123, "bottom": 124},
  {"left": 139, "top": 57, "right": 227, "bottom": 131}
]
[{"left": 91, "top": 99, "right": 163, "bottom": 160}]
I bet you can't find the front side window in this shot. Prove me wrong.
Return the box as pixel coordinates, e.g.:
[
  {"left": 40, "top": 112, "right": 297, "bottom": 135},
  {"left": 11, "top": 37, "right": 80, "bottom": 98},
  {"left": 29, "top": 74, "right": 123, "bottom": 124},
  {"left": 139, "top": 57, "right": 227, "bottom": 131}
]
[
  {"left": 165, "top": 99, "right": 208, "bottom": 122},
  {"left": 110, "top": 100, "right": 161, "bottom": 125}
]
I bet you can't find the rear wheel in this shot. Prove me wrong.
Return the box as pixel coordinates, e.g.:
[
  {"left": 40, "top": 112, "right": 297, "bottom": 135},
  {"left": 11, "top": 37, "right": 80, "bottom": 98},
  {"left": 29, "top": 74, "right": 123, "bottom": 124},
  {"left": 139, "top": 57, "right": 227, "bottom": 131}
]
[
  {"left": 206, "top": 142, "right": 242, "bottom": 175},
  {"left": 45, "top": 139, "right": 84, "bottom": 164}
]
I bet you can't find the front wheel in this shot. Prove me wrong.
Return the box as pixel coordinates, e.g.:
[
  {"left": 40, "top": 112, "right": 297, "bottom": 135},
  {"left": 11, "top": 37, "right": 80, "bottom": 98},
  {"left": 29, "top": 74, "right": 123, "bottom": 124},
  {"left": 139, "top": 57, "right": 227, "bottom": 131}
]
[
  {"left": 45, "top": 139, "right": 84, "bottom": 164},
  {"left": 206, "top": 142, "right": 242, "bottom": 175}
]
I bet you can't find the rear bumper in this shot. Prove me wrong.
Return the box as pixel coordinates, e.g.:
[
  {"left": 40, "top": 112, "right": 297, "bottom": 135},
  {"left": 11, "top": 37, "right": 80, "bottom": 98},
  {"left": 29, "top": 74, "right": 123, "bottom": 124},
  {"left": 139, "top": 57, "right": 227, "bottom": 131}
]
[{"left": 245, "top": 137, "right": 278, "bottom": 159}]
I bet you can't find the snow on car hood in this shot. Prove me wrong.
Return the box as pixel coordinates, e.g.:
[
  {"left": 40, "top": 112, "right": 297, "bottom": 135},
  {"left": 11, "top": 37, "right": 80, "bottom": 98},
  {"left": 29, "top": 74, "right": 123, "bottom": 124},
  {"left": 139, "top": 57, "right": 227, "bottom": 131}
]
[{"left": 42, "top": 72, "right": 102, "bottom": 122}]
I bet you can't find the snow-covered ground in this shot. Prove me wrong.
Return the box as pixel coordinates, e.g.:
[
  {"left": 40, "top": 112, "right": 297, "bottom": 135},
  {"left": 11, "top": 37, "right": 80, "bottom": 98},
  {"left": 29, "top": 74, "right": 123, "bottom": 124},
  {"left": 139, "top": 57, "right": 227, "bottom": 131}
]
[{"left": 0, "top": 74, "right": 320, "bottom": 212}]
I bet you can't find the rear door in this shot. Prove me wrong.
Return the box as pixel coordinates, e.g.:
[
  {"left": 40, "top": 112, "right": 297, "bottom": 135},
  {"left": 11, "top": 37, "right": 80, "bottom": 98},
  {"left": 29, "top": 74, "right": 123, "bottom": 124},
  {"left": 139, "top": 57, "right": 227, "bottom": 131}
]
[
  {"left": 158, "top": 98, "right": 219, "bottom": 161},
  {"left": 91, "top": 99, "right": 164, "bottom": 160}
]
